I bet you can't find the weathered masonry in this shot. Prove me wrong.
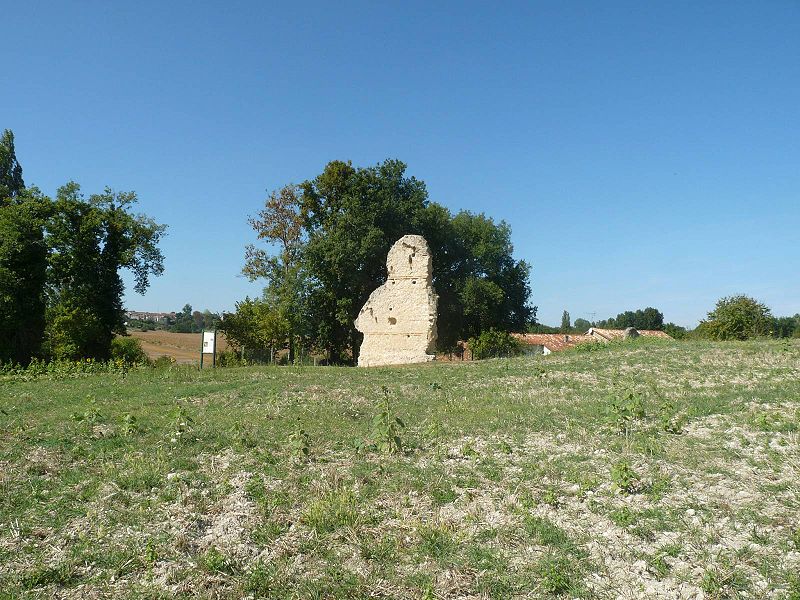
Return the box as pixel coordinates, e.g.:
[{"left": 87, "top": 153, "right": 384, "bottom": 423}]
[{"left": 355, "top": 235, "right": 438, "bottom": 367}]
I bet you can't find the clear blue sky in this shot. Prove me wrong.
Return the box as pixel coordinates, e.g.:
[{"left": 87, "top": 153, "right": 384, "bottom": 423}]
[{"left": 4, "top": 1, "right": 798, "bottom": 327}]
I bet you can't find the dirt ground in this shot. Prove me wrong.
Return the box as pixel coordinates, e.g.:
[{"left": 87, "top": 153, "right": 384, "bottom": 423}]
[{"left": 128, "top": 330, "right": 230, "bottom": 364}]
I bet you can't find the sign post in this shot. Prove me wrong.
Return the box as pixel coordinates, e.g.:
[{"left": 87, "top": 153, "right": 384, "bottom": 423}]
[{"left": 200, "top": 329, "right": 217, "bottom": 368}]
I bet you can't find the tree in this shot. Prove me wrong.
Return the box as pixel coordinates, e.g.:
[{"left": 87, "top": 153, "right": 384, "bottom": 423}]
[
  {"left": 0, "top": 130, "right": 24, "bottom": 200},
  {"left": 596, "top": 307, "right": 664, "bottom": 330},
  {"left": 573, "top": 318, "right": 591, "bottom": 332},
  {"left": 0, "top": 189, "right": 49, "bottom": 364},
  {"left": 220, "top": 297, "right": 290, "bottom": 362},
  {"left": 299, "top": 160, "right": 430, "bottom": 363},
  {"left": 461, "top": 278, "right": 506, "bottom": 337},
  {"left": 0, "top": 131, "right": 48, "bottom": 364},
  {"left": 296, "top": 159, "right": 533, "bottom": 362},
  {"left": 663, "top": 322, "right": 687, "bottom": 339},
  {"left": 699, "top": 295, "right": 772, "bottom": 340},
  {"left": 171, "top": 304, "right": 196, "bottom": 333},
  {"left": 244, "top": 184, "right": 306, "bottom": 362},
  {"left": 771, "top": 315, "right": 799, "bottom": 338},
  {"left": 45, "top": 183, "right": 166, "bottom": 359},
  {"left": 560, "top": 310, "right": 571, "bottom": 333}
]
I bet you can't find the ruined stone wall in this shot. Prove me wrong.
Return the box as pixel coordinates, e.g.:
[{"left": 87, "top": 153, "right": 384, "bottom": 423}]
[{"left": 355, "top": 235, "right": 438, "bottom": 367}]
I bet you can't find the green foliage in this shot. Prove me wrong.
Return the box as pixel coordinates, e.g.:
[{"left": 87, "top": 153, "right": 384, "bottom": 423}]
[
  {"left": 110, "top": 336, "right": 149, "bottom": 365},
  {"left": 608, "top": 387, "right": 646, "bottom": 436},
  {"left": 697, "top": 295, "right": 773, "bottom": 340},
  {"left": 295, "top": 159, "right": 532, "bottom": 362},
  {"left": 120, "top": 413, "right": 138, "bottom": 436},
  {"left": 45, "top": 183, "right": 166, "bottom": 360},
  {"left": 199, "top": 546, "right": 237, "bottom": 575},
  {"left": 573, "top": 318, "right": 591, "bottom": 332},
  {"left": 220, "top": 296, "right": 290, "bottom": 362},
  {"left": 0, "top": 129, "right": 24, "bottom": 200},
  {"left": 534, "top": 553, "right": 581, "bottom": 595},
  {"left": 217, "top": 349, "right": 246, "bottom": 367},
  {"left": 168, "top": 304, "right": 220, "bottom": 333},
  {"left": 287, "top": 419, "right": 311, "bottom": 461},
  {"left": 6, "top": 133, "right": 164, "bottom": 367},
  {"left": 560, "top": 310, "right": 571, "bottom": 333},
  {"left": 596, "top": 307, "right": 664, "bottom": 330},
  {"left": 244, "top": 184, "right": 307, "bottom": 363},
  {"left": 610, "top": 459, "right": 640, "bottom": 494},
  {"left": 0, "top": 189, "right": 49, "bottom": 364},
  {"left": 363, "top": 386, "right": 405, "bottom": 454},
  {"left": 662, "top": 322, "right": 688, "bottom": 339},
  {"left": 468, "top": 329, "right": 522, "bottom": 360},
  {"left": 772, "top": 314, "right": 800, "bottom": 338}
]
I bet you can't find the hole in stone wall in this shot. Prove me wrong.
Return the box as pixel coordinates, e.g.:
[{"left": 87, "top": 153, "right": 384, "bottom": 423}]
[
  {"left": 388, "top": 317, "right": 397, "bottom": 325},
  {"left": 412, "top": 280, "right": 416, "bottom": 284}
]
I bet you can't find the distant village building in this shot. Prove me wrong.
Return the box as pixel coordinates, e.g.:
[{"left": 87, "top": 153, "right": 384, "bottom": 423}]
[
  {"left": 514, "top": 328, "right": 673, "bottom": 354},
  {"left": 124, "top": 310, "right": 175, "bottom": 323}
]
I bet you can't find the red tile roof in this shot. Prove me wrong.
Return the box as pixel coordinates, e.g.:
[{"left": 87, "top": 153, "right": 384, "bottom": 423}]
[
  {"left": 587, "top": 328, "right": 673, "bottom": 340},
  {"left": 512, "top": 333, "right": 595, "bottom": 352}
]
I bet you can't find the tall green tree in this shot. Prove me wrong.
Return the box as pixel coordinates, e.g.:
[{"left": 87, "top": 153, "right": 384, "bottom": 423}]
[
  {"left": 573, "top": 318, "right": 591, "bottom": 332},
  {"left": 560, "top": 310, "right": 571, "bottom": 333},
  {"left": 0, "top": 189, "right": 50, "bottom": 364},
  {"left": 244, "top": 184, "right": 307, "bottom": 362},
  {"left": 45, "top": 183, "right": 166, "bottom": 359},
  {"left": 0, "top": 131, "right": 49, "bottom": 364},
  {"left": 299, "top": 160, "right": 430, "bottom": 363},
  {"left": 772, "top": 315, "right": 799, "bottom": 338},
  {"left": 0, "top": 130, "right": 25, "bottom": 200},
  {"left": 250, "top": 159, "right": 534, "bottom": 363}
]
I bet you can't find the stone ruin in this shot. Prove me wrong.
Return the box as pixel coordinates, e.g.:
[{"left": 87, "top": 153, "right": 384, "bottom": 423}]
[{"left": 355, "top": 235, "right": 438, "bottom": 367}]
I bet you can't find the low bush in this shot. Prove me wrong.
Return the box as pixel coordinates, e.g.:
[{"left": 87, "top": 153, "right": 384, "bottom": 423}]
[
  {"left": 467, "top": 329, "right": 522, "bottom": 360},
  {"left": 110, "top": 337, "right": 150, "bottom": 365}
]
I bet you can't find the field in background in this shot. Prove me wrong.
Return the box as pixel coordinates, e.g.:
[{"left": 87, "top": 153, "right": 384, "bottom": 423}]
[
  {"left": 128, "top": 330, "right": 231, "bottom": 364},
  {"left": 1, "top": 339, "right": 799, "bottom": 598}
]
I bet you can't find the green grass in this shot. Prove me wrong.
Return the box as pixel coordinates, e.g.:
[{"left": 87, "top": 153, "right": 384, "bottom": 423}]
[{"left": 1, "top": 338, "right": 799, "bottom": 598}]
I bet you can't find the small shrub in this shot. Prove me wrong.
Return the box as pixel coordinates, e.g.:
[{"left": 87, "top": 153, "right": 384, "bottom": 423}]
[
  {"left": 217, "top": 350, "right": 246, "bottom": 367},
  {"left": 358, "top": 386, "right": 405, "bottom": 454},
  {"left": 120, "top": 413, "right": 138, "bottom": 436},
  {"left": 152, "top": 355, "right": 176, "bottom": 369},
  {"left": 287, "top": 419, "right": 311, "bottom": 461},
  {"left": 607, "top": 387, "right": 646, "bottom": 437},
  {"left": 468, "top": 329, "right": 522, "bottom": 360},
  {"left": 611, "top": 459, "right": 640, "bottom": 494},
  {"left": 110, "top": 336, "right": 149, "bottom": 365}
]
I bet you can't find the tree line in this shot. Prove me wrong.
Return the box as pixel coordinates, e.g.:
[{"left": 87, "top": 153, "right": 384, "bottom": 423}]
[
  {"left": 0, "top": 130, "right": 165, "bottom": 364},
  {"left": 221, "top": 159, "right": 534, "bottom": 364},
  {"left": 536, "top": 298, "right": 799, "bottom": 340}
]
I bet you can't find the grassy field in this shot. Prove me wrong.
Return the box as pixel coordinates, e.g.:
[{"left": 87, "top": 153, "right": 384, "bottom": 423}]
[
  {"left": 1, "top": 339, "right": 798, "bottom": 599},
  {"left": 128, "top": 331, "right": 231, "bottom": 364}
]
